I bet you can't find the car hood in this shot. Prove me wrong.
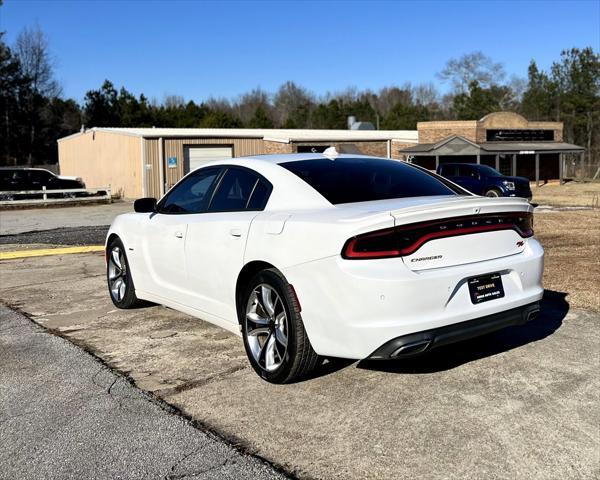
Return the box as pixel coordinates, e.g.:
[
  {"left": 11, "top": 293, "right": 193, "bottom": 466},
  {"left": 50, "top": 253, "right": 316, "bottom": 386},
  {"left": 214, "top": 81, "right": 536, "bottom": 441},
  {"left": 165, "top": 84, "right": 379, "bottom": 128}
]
[
  {"left": 57, "top": 175, "right": 81, "bottom": 182},
  {"left": 497, "top": 176, "right": 530, "bottom": 186}
]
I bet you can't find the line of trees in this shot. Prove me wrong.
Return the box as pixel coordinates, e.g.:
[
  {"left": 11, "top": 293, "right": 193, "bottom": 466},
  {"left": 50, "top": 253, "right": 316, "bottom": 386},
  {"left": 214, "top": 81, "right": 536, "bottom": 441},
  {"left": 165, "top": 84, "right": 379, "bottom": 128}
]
[{"left": 1, "top": 25, "right": 598, "bottom": 166}]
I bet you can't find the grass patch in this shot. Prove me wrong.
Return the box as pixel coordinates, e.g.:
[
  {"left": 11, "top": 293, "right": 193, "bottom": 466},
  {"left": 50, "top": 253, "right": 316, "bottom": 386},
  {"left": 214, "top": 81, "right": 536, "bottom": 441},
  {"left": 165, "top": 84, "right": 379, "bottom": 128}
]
[
  {"left": 532, "top": 180, "right": 600, "bottom": 207},
  {"left": 536, "top": 210, "right": 600, "bottom": 311}
]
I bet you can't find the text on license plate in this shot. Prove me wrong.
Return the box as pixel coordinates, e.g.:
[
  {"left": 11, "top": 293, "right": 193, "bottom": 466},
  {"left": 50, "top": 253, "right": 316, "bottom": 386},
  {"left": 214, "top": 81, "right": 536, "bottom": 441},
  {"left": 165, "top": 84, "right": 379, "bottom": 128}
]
[{"left": 467, "top": 273, "right": 505, "bottom": 304}]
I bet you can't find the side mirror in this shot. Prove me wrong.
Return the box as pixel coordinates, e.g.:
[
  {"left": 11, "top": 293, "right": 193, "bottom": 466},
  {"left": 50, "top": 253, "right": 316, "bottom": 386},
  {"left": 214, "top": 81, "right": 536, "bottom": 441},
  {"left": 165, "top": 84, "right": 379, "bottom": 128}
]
[{"left": 134, "top": 197, "right": 157, "bottom": 213}]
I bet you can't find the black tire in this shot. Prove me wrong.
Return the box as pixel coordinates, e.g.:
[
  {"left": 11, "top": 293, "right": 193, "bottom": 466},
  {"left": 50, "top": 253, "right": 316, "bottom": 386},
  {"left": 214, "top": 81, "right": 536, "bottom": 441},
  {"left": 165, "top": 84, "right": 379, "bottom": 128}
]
[
  {"left": 240, "top": 269, "right": 320, "bottom": 384},
  {"left": 485, "top": 188, "right": 501, "bottom": 197},
  {"left": 106, "top": 237, "right": 143, "bottom": 309}
]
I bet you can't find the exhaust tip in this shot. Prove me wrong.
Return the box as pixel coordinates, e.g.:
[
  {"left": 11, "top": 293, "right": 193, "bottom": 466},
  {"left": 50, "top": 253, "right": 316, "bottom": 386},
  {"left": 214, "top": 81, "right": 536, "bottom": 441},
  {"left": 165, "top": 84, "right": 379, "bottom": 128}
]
[
  {"left": 391, "top": 340, "right": 431, "bottom": 358},
  {"left": 526, "top": 309, "right": 540, "bottom": 322}
]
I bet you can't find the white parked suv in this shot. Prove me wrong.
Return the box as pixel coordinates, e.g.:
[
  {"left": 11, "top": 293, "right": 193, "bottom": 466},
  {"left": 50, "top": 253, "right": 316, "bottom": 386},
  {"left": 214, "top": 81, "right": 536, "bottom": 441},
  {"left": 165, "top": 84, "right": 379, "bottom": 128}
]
[{"left": 106, "top": 152, "right": 544, "bottom": 383}]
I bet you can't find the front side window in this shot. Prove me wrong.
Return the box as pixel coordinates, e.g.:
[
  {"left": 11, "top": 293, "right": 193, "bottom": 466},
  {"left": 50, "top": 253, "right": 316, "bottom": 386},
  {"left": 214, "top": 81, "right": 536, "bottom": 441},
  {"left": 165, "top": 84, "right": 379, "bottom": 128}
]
[
  {"left": 281, "top": 158, "right": 461, "bottom": 205},
  {"left": 208, "top": 168, "right": 260, "bottom": 212},
  {"left": 158, "top": 168, "right": 221, "bottom": 214},
  {"left": 29, "top": 170, "right": 53, "bottom": 184}
]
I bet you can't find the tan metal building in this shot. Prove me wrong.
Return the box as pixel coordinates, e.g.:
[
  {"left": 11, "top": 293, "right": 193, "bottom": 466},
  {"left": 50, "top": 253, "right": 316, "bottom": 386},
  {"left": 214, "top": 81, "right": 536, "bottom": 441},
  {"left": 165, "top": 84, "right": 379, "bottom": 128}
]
[{"left": 58, "top": 128, "right": 418, "bottom": 199}]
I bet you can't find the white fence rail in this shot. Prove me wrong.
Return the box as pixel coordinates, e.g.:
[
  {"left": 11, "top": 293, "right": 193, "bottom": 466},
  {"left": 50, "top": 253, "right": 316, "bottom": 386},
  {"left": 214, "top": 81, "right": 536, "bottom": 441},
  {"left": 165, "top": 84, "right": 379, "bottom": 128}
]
[{"left": 0, "top": 186, "right": 111, "bottom": 206}]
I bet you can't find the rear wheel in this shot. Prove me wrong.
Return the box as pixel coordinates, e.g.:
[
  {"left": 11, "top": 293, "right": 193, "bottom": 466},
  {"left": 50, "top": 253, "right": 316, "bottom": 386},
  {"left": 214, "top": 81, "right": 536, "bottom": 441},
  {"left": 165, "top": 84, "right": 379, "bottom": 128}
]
[
  {"left": 107, "top": 238, "right": 143, "bottom": 309},
  {"left": 485, "top": 188, "right": 501, "bottom": 197},
  {"left": 241, "top": 269, "right": 320, "bottom": 383}
]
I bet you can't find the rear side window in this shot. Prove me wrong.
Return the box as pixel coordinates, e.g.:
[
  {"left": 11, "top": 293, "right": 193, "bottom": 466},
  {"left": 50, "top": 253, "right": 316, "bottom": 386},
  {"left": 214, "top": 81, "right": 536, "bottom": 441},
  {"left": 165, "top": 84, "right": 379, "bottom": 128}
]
[
  {"left": 246, "top": 179, "right": 271, "bottom": 210},
  {"left": 440, "top": 165, "right": 457, "bottom": 176},
  {"left": 208, "top": 168, "right": 259, "bottom": 212},
  {"left": 281, "top": 158, "right": 460, "bottom": 205},
  {"left": 458, "top": 165, "right": 477, "bottom": 178}
]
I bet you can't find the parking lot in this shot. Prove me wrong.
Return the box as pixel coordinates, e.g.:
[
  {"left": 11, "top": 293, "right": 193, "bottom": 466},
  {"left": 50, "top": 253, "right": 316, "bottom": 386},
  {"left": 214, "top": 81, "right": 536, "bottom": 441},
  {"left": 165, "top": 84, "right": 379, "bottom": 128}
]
[{"left": 1, "top": 200, "right": 599, "bottom": 479}]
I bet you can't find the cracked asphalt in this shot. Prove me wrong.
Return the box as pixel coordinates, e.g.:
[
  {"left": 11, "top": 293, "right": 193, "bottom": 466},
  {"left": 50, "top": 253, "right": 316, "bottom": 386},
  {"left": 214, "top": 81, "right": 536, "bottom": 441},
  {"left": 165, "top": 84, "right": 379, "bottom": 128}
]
[
  {"left": 0, "top": 225, "right": 109, "bottom": 247},
  {"left": 1, "top": 203, "right": 599, "bottom": 479},
  {"left": 0, "top": 306, "right": 285, "bottom": 480}
]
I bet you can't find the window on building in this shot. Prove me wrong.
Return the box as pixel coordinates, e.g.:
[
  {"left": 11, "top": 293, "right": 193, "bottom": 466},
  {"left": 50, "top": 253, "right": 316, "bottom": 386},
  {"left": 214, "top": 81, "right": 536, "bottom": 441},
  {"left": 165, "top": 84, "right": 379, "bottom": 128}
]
[
  {"left": 486, "top": 130, "right": 554, "bottom": 142},
  {"left": 296, "top": 145, "right": 332, "bottom": 153}
]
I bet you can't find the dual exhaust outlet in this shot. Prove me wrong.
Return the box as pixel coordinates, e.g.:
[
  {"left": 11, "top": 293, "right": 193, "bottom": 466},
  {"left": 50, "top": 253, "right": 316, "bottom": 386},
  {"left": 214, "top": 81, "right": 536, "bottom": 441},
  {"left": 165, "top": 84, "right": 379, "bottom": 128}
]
[{"left": 380, "top": 303, "right": 541, "bottom": 360}]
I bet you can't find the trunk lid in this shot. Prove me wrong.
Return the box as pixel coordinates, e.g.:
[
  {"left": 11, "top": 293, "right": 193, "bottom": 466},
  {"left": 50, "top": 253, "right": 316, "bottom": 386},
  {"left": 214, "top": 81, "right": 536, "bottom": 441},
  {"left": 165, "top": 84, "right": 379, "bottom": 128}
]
[{"left": 386, "top": 196, "right": 532, "bottom": 271}]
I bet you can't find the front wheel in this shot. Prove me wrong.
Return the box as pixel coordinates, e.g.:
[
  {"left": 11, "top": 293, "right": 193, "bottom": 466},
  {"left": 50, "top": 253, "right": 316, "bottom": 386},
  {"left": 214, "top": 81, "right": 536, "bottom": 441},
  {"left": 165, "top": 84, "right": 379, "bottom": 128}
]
[
  {"left": 241, "top": 269, "right": 320, "bottom": 383},
  {"left": 485, "top": 188, "right": 501, "bottom": 197},
  {"left": 106, "top": 238, "right": 143, "bottom": 309}
]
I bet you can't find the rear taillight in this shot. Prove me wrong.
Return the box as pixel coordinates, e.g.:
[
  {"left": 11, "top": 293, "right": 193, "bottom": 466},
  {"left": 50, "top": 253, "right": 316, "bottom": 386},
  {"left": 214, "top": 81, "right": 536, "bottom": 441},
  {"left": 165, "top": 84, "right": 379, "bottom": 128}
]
[{"left": 342, "top": 212, "right": 533, "bottom": 260}]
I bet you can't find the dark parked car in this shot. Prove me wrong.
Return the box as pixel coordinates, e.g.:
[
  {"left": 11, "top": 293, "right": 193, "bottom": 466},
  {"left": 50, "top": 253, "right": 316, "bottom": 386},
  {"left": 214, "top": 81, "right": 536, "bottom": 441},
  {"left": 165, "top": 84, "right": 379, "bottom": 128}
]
[
  {"left": 437, "top": 163, "right": 532, "bottom": 200},
  {"left": 0, "top": 167, "right": 86, "bottom": 200}
]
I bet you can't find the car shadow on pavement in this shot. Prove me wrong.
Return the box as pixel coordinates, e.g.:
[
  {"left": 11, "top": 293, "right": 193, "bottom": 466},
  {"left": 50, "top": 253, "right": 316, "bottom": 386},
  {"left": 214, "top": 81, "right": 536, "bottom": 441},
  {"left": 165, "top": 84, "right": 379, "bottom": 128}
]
[{"left": 356, "top": 290, "right": 569, "bottom": 375}]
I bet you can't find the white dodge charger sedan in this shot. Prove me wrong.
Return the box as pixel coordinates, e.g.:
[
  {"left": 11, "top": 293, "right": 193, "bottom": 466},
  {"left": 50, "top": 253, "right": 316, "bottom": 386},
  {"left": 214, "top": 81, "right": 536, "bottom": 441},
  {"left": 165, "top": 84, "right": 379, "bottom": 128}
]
[{"left": 106, "top": 151, "right": 544, "bottom": 383}]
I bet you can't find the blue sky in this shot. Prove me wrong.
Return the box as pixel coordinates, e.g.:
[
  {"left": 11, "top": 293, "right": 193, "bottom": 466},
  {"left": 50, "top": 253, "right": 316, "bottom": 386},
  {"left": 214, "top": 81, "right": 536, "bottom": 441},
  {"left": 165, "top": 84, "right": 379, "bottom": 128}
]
[{"left": 2, "top": 0, "right": 599, "bottom": 103}]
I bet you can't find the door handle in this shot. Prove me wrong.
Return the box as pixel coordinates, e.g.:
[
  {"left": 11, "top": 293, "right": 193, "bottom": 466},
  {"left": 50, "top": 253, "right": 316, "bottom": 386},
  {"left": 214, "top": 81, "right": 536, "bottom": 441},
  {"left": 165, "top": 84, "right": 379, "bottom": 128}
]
[
  {"left": 229, "top": 228, "right": 242, "bottom": 238},
  {"left": 174, "top": 231, "right": 183, "bottom": 238}
]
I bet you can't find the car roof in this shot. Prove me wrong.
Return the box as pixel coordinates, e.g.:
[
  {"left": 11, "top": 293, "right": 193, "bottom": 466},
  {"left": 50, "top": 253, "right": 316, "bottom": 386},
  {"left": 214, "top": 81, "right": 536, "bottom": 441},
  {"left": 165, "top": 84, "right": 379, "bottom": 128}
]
[
  {"left": 440, "top": 163, "right": 481, "bottom": 167},
  {"left": 242, "top": 152, "right": 393, "bottom": 164},
  {"left": 176, "top": 153, "right": 420, "bottom": 211},
  {"left": 0, "top": 167, "right": 53, "bottom": 172}
]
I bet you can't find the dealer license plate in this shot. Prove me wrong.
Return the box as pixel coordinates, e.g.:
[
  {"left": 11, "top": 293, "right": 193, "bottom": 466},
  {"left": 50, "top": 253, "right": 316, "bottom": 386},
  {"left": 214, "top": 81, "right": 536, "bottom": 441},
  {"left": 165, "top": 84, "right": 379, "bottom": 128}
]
[{"left": 468, "top": 273, "right": 505, "bottom": 304}]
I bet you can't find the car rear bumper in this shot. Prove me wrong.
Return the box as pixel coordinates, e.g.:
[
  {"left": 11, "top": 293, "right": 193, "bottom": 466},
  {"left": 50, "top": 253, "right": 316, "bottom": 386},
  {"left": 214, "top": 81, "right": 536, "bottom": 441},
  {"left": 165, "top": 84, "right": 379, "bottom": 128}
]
[
  {"left": 282, "top": 238, "right": 544, "bottom": 359},
  {"left": 368, "top": 302, "right": 540, "bottom": 359}
]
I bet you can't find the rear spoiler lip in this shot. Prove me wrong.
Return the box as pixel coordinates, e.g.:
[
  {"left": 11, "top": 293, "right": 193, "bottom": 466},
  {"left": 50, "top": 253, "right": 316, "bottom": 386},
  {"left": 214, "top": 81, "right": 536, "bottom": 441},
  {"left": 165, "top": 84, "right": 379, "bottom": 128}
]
[{"left": 390, "top": 196, "right": 532, "bottom": 226}]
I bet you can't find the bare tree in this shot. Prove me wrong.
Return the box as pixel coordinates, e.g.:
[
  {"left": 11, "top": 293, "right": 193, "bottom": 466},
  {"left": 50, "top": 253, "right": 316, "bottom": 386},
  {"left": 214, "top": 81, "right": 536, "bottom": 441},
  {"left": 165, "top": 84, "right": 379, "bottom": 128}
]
[
  {"left": 163, "top": 94, "right": 186, "bottom": 108},
  {"left": 438, "top": 51, "right": 505, "bottom": 93},
  {"left": 15, "top": 24, "right": 61, "bottom": 97},
  {"left": 375, "top": 86, "right": 412, "bottom": 116},
  {"left": 273, "top": 81, "right": 315, "bottom": 127},
  {"left": 15, "top": 24, "right": 61, "bottom": 163},
  {"left": 411, "top": 82, "right": 440, "bottom": 106},
  {"left": 235, "top": 87, "right": 272, "bottom": 125}
]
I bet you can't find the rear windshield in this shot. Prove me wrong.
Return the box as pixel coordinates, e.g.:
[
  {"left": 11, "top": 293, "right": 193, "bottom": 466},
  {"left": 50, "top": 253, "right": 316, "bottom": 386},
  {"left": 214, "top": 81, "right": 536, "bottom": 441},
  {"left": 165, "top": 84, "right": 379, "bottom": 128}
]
[{"left": 280, "top": 158, "right": 461, "bottom": 205}]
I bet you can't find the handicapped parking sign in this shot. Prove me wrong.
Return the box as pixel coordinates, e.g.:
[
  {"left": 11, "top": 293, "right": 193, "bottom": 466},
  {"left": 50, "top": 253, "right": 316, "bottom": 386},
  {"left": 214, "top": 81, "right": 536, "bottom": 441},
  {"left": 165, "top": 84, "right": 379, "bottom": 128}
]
[{"left": 168, "top": 157, "right": 177, "bottom": 168}]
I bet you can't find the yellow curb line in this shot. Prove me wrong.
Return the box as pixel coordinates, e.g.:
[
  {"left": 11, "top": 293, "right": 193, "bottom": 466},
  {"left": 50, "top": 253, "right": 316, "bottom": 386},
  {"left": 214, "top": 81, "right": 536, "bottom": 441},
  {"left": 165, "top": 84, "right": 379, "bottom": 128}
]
[{"left": 0, "top": 245, "right": 105, "bottom": 260}]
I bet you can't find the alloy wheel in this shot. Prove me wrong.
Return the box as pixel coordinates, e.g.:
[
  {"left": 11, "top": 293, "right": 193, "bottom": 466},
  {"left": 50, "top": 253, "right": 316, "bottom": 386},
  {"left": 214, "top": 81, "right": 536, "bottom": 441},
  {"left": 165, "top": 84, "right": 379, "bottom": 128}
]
[
  {"left": 108, "top": 246, "right": 127, "bottom": 302},
  {"left": 245, "top": 284, "right": 289, "bottom": 372}
]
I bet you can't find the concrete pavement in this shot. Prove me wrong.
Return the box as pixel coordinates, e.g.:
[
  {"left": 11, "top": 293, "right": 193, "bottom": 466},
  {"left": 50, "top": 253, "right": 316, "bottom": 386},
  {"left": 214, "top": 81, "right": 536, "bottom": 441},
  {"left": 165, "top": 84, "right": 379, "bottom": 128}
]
[
  {"left": 1, "top": 252, "right": 598, "bottom": 479},
  {"left": 0, "top": 202, "right": 132, "bottom": 235},
  {"left": 0, "top": 305, "right": 284, "bottom": 480}
]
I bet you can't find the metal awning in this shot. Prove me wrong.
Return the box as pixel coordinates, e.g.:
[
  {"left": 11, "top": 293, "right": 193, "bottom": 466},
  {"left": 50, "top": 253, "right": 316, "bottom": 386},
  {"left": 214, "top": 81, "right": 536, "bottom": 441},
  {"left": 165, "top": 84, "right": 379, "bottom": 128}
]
[
  {"left": 479, "top": 141, "right": 585, "bottom": 153},
  {"left": 400, "top": 136, "right": 585, "bottom": 155},
  {"left": 399, "top": 135, "right": 586, "bottom": 187}
]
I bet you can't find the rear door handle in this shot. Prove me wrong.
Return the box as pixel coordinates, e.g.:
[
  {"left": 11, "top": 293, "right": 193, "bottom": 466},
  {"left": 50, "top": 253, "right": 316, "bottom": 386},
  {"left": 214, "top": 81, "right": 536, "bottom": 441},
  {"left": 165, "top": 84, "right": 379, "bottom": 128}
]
[
  {"left": 174, "top": 231, "right": 184, "bottom": 238},
  {"left": 229, "top": 228, "right": 242, "bottom": 238}
]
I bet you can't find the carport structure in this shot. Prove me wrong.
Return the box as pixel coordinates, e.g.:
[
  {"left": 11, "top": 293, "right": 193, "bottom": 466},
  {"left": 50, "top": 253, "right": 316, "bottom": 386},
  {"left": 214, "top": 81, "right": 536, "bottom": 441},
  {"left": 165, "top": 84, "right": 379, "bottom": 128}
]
[
  {"left": 399, "top": 112, "right": 585, "bottom": 185},
  {"left": 401, "top": 135, "right": 585, "bottom": 185}
]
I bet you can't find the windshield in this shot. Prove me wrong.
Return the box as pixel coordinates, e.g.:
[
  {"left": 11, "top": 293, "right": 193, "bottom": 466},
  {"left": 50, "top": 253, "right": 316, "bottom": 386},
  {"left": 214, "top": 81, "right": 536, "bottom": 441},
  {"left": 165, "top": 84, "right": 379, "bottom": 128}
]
[
  {"left": 477, "top": 165, "right": 503, "bottom": 177},
  {"left": 280, "top": 157, "right": 462, "bottom": 205}
]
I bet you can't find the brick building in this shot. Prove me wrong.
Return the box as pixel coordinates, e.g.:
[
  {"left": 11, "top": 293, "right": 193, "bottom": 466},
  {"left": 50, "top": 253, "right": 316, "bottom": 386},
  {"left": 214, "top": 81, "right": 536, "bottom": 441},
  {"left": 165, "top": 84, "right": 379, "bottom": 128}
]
[{"left": 400, "top": 112, "right": 585, "bottom": 184}]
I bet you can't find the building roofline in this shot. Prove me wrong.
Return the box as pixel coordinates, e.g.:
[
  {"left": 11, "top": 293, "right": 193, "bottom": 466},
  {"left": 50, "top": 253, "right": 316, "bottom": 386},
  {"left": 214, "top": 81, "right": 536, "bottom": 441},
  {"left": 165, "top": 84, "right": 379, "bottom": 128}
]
[{"left": 57, "top": 127, "right": 418, "bottom": 144}]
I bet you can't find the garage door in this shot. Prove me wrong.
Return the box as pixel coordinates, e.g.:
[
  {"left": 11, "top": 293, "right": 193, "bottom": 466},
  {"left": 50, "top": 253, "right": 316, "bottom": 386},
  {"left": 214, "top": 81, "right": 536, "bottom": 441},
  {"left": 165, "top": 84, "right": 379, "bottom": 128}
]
[{"left": 186, "top": 146, "right": 233, "bottom": 172}]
